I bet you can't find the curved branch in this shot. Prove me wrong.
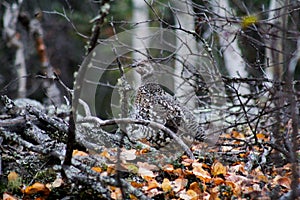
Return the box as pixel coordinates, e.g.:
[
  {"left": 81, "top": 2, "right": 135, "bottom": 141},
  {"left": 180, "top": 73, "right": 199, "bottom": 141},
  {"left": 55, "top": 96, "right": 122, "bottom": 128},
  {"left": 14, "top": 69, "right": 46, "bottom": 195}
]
[{"left": 78, "top": 116, "right": 195, "bottom": 160}]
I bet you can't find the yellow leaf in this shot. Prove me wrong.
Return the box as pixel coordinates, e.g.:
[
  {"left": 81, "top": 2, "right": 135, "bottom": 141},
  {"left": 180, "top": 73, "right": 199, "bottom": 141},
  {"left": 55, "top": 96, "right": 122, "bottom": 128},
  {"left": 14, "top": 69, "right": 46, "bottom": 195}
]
[
  {"left": 161, "top": 178, "right": 172, "bottom": 192},
  {"left": 100, "top": 150, "right": 110, "bottom": 158},
  {"left": 122, "top": 163, "right": 139, "bottom": 174},
  {"left": 241, "top": 15, "right": 258, "bottom": 29},
  {"left": 129, "top": 194, "right": 139, "bottom": 200},
  {"left": 211, "top": 161, "right": 227, "bottom": 177},
  {"left": 186, "top": 189, "right": 198, "bottom": 200}
]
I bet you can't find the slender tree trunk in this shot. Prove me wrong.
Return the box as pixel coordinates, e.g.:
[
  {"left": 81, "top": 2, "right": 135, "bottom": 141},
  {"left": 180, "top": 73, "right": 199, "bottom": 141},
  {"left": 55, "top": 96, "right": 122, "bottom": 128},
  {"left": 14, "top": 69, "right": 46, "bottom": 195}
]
[
  {"left": 211, "top": 0, "right": 250, "bottom": 97},
  {"left": 265, "top": 0, "right": 285, "bottom": 81},
  {"left": 172, "top": 0, "right": 198, "bottom": 110},
  {"left": 3, "top": 1, "right": 27, "bottom": 98},
  {"left": 132, "top": 0, "right": 150, "bottom": 87}
]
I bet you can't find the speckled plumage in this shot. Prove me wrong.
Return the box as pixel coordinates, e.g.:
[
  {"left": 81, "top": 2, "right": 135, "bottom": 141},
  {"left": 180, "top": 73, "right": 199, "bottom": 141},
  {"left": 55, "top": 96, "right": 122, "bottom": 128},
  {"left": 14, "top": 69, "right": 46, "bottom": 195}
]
[{"left": 133, "top": 82, "right": 204, "bottom": 149}]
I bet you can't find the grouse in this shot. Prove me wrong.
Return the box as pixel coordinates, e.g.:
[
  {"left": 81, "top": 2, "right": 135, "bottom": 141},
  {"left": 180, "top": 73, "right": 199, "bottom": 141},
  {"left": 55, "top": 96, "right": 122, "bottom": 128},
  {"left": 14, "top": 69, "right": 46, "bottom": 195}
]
[{"left": 131, "top": 62, "right": 205, "bottom": 149}]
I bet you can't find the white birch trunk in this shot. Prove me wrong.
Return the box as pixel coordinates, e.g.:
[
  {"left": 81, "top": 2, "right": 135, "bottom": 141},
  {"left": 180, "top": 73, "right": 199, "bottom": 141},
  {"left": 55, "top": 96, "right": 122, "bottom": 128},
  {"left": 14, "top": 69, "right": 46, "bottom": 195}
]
[
  {"left": 288, "top": 37, "right": 300, "bottom": 77},
  {"left": 172, "top": 0, "right": 198, "bottom": 110},
  {"left": 265, "top": 0, "right": 285, "bottom": 81},
  {"left": 211, "top": 0, "right": 250, "bottom": 97},
  {"left": 3, "top": 1, "right": 27, "bottom": 98},
  {"left": 131, "top": 0, "right": 150, "bottom": 88}
]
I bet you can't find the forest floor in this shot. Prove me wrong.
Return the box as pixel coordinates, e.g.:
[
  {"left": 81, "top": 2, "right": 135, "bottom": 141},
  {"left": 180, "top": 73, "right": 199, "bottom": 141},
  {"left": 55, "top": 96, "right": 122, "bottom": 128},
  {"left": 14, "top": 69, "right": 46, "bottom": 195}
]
[{"left": 0, "top": 97, "right": 299, "bottom": 200}]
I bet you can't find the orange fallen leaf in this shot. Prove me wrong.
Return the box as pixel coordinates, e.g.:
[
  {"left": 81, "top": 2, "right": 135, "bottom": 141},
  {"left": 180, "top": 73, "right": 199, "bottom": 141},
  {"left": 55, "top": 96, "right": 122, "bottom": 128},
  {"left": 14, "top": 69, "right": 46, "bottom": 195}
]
[
  {"left": 232, "top": 130, "right": 245, "bottom": 139},
  {"left": 210, "top": 186, "right": 220, "bottom": 199},
  {"left": 213, "top": 177, "right": 225, "bottom": 185},
  {"left": 72, "top": 150, "right": 88, "bottom": 156},
  {"left": 22, "top": 182, "right": 50, "bottom": 197},
  {"left": 163, "top": 164, "right": 174, "bottom": 173},
  {"left": 192, "top": 163, "right": 211, "bottom": 182},
  {"left": 100, "top": 150, "right": 110, "bottom": 158},
  {"left": 137, "top": 148, "right": 149, "bottom": 155},
  {"left": 211, "top": 161, "right": 227, "bottom": 177},
  {"left": 173, "top": 168, "right": 184, "bottom": 177},
  {"left": 189, "top": 181, "right": 202, "bottom": 194},
  {"left": 146, "top": 179, "right": 160, "bottom": 190},
  {"left": 201, "top": 163, "right": 210, "bottom": 169},
  {"left": 225, "top": 181, "right": 240, "bottom": 196},
  {"left": 92, "top": 166, "right": 102, "bottom": 173},
  {"left": 256, "top": 133, "right": 265, "bottom": 139},
  {"left": 131, "top": 181, "right": 144, "bottom": 188},
  {"left": 107, "top": 164, "right": 116, "bottom": 175}
]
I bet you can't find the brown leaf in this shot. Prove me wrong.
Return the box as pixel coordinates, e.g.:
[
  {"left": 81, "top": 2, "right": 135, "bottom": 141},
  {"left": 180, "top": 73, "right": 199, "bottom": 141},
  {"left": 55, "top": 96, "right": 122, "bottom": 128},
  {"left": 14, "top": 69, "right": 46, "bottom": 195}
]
[
  {"left": 225, "top": 181, "right": 241, "bottom": 196},
  {"left": 192, "top": 163, "right": 211, "bottom": 182},
  {"left": 189, "top": 181, "right": 203, "bottom": 194},
  {"left": 110, "top": 186, "right": 122, "bottom": 200},
  {"left": 232, "top": 130, "right": 245, "bottom": 139},
  {"left": 7, "top": 171, "right": 19, "bottom": 182},
  {"left": 107, "top": 164, "right": 116, "bottom": 175},
  {"left": 273, "top": 175, "right": 291, "bottom": 189},
  {"left": 172, "top": 178, "right": 188, "bottom": 193},
  {"left": 131, "top": 181, "right": 144, "bottom": 188}
]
